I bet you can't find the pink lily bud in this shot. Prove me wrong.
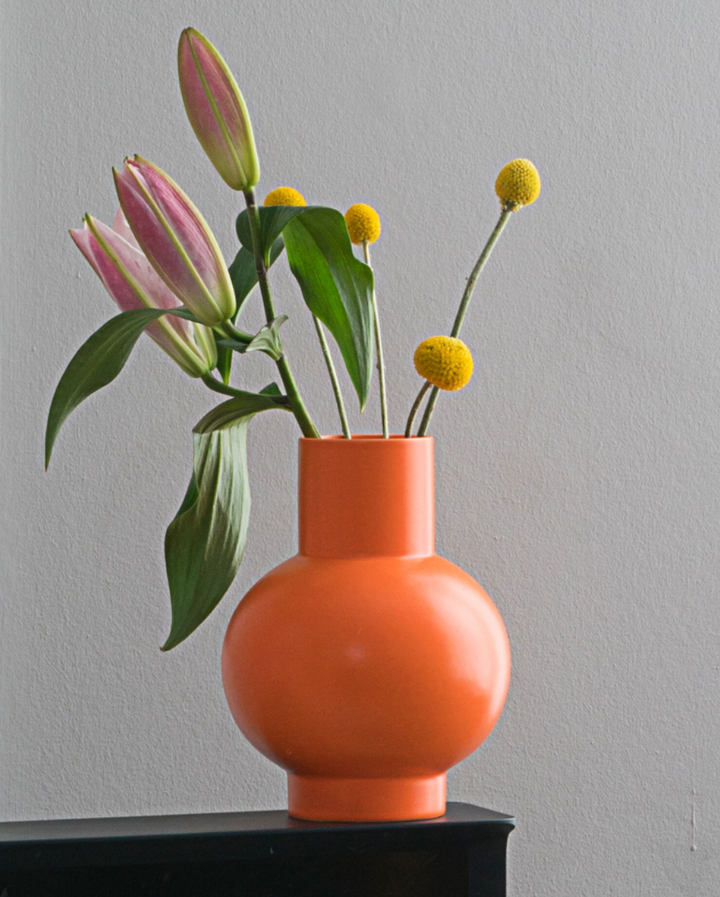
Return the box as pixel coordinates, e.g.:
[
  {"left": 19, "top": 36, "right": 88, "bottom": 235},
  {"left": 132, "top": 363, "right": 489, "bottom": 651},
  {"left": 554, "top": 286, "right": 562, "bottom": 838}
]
[
  {"left": 114, "top": 156, "right": 236, "bottom": 326},
  {"left": 178, "top": 27, "right": 260, "bottom": 192},
  {"left": 70, "top": 210, "right": 217, "bottom": 378}
]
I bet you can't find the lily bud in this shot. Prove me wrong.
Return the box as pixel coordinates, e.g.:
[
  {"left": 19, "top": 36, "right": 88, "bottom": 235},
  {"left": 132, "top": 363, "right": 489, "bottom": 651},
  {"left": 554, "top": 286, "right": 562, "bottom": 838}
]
[
  {"left": 70, "top": 210, "right": 217, "bottom": 377},
  {"left": 178, "top": 27, "right": 260, "bottom": 192},
  {"left": 114, "top": 156, "right": 236, "bottom": 326}
]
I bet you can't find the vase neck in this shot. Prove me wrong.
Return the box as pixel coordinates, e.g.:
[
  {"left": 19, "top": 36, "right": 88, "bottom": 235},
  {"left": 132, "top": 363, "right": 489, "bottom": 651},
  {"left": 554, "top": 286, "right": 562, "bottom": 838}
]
[{"left": 298, "top": 436, "right": 435, "bottom": 558}]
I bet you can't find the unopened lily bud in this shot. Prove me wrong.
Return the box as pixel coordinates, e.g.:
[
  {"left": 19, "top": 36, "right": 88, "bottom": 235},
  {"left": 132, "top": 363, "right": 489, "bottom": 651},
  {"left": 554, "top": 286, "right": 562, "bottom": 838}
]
[
  {"left": 114, "top": 156, "right": 236, "bottom": 326},
  {"left": 70, "top": 211, "right": 217, "bottom": 377},
  {"left": 178, "top": 27, "right": 260, "bottom": 192}
]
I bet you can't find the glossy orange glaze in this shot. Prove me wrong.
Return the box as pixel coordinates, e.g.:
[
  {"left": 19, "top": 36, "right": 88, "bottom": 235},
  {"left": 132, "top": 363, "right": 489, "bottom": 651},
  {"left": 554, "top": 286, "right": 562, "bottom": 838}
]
[{"left": 222, "top": 436, "right": 511, "bottom": 821}]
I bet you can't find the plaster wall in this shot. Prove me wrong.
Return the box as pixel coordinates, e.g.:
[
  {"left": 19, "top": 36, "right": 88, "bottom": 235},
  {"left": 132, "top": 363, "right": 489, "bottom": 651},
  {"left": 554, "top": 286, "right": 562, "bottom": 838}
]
[{"left": 2, "top": 1, "right": 719, "bottom": 894}]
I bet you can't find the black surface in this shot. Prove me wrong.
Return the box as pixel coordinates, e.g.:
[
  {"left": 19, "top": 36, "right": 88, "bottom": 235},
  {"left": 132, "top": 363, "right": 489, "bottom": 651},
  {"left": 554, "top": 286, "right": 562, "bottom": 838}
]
[{"left": 0, "top": 801, "right": 514, "bottom": 896}]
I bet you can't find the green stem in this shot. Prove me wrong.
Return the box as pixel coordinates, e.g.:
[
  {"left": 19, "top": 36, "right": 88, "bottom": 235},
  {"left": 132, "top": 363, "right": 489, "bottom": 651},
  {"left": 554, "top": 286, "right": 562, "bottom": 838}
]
[
  {"left": 243, "top": 188, "right": 320, "bottom": 438},
  {"left": 313, "top": 317, "right": 351, "bottom": 438},
  {"left": 449, "top": 207, "right": 513, "bottom": 339},
  {"left": 404, "top": 380, "right": 431, "bottom": 438},
  {"left": 415, "top": 207, "right": 514, "bottom": 438},
  {"left": 219, "top": 321, "right": 253, "bottom": 344},
  {"left": 414, "top": 385, "right": 440, "bottom": 438},
  {"left": 201, "top": 372, "right": 255, "bottom": 398},
  {"left": 363, "top": 241, "right": 389, "bottom": 437}
]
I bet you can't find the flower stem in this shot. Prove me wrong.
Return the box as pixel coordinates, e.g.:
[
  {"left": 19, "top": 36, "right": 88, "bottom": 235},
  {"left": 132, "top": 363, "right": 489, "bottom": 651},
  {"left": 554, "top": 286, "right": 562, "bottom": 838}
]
[
  {"left": 415, "top": 207, "right": 513, "bottom": 437},
  {"left": 363, "top": 241, "right": 389, "bottom": 437},
  {"left": 243, "top": 188, "right": 320, "bottom": 438},
  {"left": 201, "top": 372, "right": 258, "bottom": 399},
  {"left": 219, "top": 321, "right": 253, "bottom": 344},
  {"left": 313, "top": 317, "right": 351, "bottom": 438},
  {"left": 404, "top": 380, "right": 431, "bottom": 437},
  {"left": 449, "top": 207, "right": 513, "bottom": 339}
]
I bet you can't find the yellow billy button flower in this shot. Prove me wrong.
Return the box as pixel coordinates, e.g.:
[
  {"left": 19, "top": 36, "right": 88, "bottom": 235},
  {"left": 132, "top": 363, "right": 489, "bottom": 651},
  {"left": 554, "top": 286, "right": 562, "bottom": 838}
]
[
  {"left": 264, "top": 187, "right": 306, "bottom": 207},
  {"left": 345, "top": 203, "right": 381, "bottom": 245},
  {"left": 414, "top": 336, "right": 474, "bottom": 391},
  {"left": 495, "top": 159, "right": 541, "bottom": 211}
]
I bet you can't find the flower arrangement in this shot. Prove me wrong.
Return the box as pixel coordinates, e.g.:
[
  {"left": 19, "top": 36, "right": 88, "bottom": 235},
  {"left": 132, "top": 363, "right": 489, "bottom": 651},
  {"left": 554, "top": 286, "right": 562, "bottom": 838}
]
[{"left": 45, "top": 28, "right": 540, "bottom": 651}]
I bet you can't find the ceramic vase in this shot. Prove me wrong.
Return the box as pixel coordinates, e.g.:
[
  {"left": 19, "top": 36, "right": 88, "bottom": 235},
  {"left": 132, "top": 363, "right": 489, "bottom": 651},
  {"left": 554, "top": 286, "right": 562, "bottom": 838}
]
[{"left": 222, "top": 435, "right": 511, "bottom": 822}]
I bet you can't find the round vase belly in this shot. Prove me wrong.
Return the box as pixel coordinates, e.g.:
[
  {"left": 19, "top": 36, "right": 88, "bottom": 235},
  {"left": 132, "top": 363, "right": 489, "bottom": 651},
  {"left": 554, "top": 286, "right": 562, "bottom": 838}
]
[{"left": 222, "top": 436, "right": 511, "bottom": 822}]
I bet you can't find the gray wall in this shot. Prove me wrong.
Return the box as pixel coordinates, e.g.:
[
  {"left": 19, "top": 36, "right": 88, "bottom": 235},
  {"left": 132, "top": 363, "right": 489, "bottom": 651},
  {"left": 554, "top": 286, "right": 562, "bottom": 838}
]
[{"left": 2, "top": 0, "right": 719, "bottom": 894}]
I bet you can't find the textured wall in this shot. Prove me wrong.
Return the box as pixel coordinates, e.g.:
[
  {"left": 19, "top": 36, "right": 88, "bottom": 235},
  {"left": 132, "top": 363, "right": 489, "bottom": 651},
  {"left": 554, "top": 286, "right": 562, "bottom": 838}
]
[{"left": 2, "top": 0, "right": 719, "bottom": 894}]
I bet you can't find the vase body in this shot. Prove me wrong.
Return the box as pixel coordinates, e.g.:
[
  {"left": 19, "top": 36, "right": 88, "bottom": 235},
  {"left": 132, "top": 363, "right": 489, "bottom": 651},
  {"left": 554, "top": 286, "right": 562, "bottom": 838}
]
[{"left": 222, "top": 435, "right": 511, "bottom": 822}]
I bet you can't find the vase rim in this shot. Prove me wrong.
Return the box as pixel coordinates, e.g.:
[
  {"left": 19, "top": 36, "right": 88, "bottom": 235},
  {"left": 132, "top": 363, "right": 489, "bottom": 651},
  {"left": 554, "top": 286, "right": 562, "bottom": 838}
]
[{"left": 300, "top": 434, "right": 433, "bottom": 441}]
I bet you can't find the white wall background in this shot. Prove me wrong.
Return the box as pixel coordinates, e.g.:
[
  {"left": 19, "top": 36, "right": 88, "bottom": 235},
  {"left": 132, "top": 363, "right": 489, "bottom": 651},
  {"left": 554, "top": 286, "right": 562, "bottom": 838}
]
[{"left": 2, "top": 0, "right": 719, "bottom": 894}]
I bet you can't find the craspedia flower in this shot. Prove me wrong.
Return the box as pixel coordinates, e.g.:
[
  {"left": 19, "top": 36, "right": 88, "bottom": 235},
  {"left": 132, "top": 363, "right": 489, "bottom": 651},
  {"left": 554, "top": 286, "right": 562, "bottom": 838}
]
[
  {"left": 495, "top": 159, "right": 541, "bottom": 210},
  {"left": 264, "top": 186, "right": 306, "bottom": 207},
  {"left": 345, "top": 203, "right": 381, "bottom": 245},
  {"left": 413, "top": 336, "right": 474, "bottom": 391}
]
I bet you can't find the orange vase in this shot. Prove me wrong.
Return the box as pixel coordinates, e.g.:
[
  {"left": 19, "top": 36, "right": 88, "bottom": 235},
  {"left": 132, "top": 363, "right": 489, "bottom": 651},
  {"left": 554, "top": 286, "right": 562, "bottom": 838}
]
[{"left": 222, "top": 435, "right": 511, "bottom": 822}]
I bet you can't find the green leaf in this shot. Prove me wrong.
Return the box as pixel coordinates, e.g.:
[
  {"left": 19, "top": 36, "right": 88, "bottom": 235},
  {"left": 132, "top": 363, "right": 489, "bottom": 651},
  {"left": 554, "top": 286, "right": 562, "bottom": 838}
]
[
  {"left": 163, "top": 388, "right": 290, "bottom": 650},
  {"left": 193, "top": 390, "right": 289, "bottom": 435},
  {"left": 243, "top": 315, "right": 288, "bottom": 361},
  {"left": 162, "top": 422, "right": 253, "bottom": 651},
  {"left": 45, "top": 306, "right": 207, "bottom": 467},
  {"left": 166, "top": 307, "right": 204, "bottom": 324},
  {"left": 235, "top": 206, "right": 306, "bottom": 258},
  {"left": 216, "top": 316, "right": 287, "bottom": 360},
  {"left": 45, "top": 307, "right": 170, "bottom": 468},
  {"left": 228, "top": 240, "right": 285, "bottom": 322},
  {"left": 259, "top": 382, "right": 282, "bottom": 396},
  {"left": 228, "top": 247, "right": 256, "bottom": 316},
  {"left": 214, "top": 332, "right": 234, "bottom": 385},
  {"left": 282, "top": 207, "right": 375, "bottom": 409},
  {"left": 173, "top": 472, "right": 200, "bottom": 518},
  {"left": 216, "top": 338, "right": 250, "bottom": 353}
]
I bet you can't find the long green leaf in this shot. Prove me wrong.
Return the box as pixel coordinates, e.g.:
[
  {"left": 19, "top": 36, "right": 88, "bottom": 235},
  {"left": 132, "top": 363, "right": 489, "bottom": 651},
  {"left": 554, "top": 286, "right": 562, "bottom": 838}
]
[
  {"left": 167, "top": 307, "right": 204, "bottom": 323},
  {"left": 162, "top": 387, "right": 289, "bottom": 650},
  {"left": 162, "top": 422, "right": 253, "bottom": 651},
  {"left": 282, "top": 207, "right": 375, "bottom": 409},
  {"left": 193, "top": 389, "right": 289, "bottom": 434},
  {"left": 236, "top": 206, "right": 306, "bottom": 258},
  {"left": 228, "top": 240, "right": 284, "bottom": 314},
  {"left": 45, "top": 307, "right": 170, "bottom": 468},
  {"left": 45, "top": 307, "right": 206, "bottom": 468},
  {"left": 215, "top": 338, "right": 250, "bottom": 353},
  {"left": 214, "top": 332, "right": 234, "bottom": 385}
]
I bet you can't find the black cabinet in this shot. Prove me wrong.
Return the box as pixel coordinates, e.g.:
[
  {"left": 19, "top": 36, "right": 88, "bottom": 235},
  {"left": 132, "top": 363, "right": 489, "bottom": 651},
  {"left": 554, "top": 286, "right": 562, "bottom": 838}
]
[{"left": 0, "top": 801, "right": 514, "bottom": 896}]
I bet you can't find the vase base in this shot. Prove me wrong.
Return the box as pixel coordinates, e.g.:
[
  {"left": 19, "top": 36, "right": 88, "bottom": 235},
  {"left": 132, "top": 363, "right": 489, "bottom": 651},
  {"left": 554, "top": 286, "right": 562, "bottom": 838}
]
[{"left": 287, "top": 773, "right": 447, "bottom": 822}]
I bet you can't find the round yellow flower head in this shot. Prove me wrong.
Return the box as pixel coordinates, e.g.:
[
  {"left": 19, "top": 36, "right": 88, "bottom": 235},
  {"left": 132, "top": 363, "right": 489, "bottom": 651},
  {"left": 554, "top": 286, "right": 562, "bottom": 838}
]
[
  {"left": 495, "top": 159, "right": 541, "bottom": 210},
  {"left": 264, "top": 186, "right": 306, "bottom": 207},
  {"left": 345, "top": 203, "right": 381, "bottom": 245},
  {"left": 414, "top": 336, "right": 474, "bottom": 391}
]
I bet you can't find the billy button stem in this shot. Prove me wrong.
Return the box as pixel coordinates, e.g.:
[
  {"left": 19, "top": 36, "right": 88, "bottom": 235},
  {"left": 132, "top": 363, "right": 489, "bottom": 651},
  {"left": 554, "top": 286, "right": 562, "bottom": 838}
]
[
  {"left": 345, "top": 204, "right": 387, "bottom": 438},
  {"left": 314, "top": 317, "right": 352, "bottom": 438},
  {"left": 363, "top": 239, "right": 389, "bottom": 438},
  {"left": 413, "top": 158, "right": 541, "bottom": 437},
  {"left": 415, "top": 208, "right": 512, "bottom": 437},
  {"left": 404, "top": 380, "right": 431, "bottom": 438}
]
